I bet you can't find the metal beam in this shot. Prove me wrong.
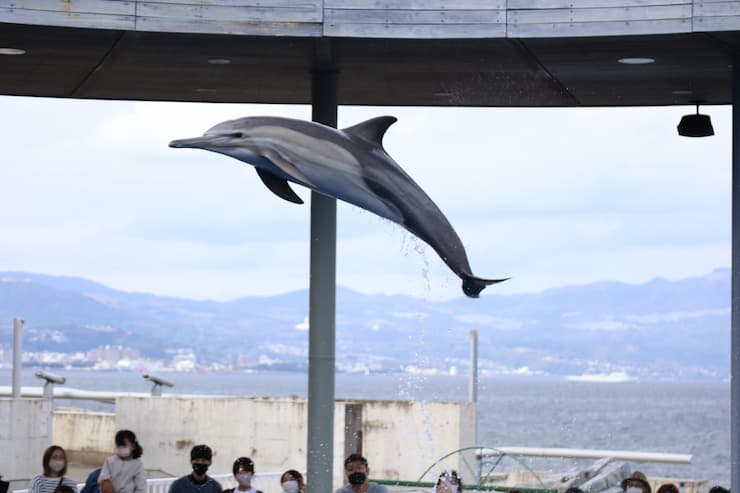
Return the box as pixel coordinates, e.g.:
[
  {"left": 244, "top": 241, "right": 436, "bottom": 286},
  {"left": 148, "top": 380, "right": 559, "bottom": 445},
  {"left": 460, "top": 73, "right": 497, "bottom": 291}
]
[
  {"left": 731, "top": 58, "right": 740, "bottom": 493},
  {"left": 306, "top": 41, "right": 338, "bottom": 493},
  {"left": 477, "top": 447, "right": 692, "bottom": 465}
]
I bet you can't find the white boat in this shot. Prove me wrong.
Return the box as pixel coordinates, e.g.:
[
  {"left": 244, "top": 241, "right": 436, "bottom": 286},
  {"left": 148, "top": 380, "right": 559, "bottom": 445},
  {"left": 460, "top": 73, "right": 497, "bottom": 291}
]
[{"left": 565, "top": 371, "right": 636, "bottom": 383}]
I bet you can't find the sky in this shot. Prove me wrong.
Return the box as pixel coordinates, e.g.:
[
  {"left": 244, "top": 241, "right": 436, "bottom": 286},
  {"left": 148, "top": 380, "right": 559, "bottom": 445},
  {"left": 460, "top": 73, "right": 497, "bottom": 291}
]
[{"left": 0, "top": 96, "right": 731, "bottom": 301}]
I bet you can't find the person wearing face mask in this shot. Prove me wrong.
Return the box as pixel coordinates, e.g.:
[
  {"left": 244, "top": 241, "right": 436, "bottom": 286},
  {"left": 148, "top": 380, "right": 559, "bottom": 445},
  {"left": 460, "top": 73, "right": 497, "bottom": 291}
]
[
  {"left": 279, "top": 470, "right": 305, "bottom": 493},
  {"left": 98, "top": 430, "right": 146, "bottom": 493},
  {"left": 30, "top": 445, "right": 79, "bottom": 493},
  {"left": 434, "top": 470, "right": 463, "bottom": 493},
  {"left": 621, "top": 471, "right": 653, "bottom": 493},
  {"left": 168, "top": 444, "right": 222, "bottom": 493},
  {"left": 223, "top": 457, "right": 262, "bottom": 493},
  {"left": 335, "top": 453, "right": 388, "bottom": 493}
]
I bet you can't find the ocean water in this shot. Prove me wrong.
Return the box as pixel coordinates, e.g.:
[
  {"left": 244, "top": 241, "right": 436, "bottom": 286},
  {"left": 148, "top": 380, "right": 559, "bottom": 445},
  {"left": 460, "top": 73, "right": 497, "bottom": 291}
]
[{"left": 4, "top": 370, "right": 729, "bottom": 487}]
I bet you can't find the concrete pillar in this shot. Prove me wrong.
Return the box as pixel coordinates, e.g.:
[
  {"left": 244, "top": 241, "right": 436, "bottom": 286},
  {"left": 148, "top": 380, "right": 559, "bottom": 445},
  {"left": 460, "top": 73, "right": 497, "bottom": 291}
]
[
  {"left": 0, "top": 398, "right": 52, "bottom": 488},
  {"left": 343, "top": 403, "right": 363, "bottom": 459},
  {"left": 731, "top": 59, "right": 740, "bottom": 493},
  {"left": 307, "top": 38, "right": 338, "bottom": 493}
]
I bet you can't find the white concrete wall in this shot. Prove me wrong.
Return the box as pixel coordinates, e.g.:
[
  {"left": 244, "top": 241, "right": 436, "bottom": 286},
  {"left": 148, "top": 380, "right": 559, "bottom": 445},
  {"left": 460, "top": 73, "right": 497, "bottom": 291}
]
[
  {"left": 53, "top": 409, "right": 116, "bottom": 463},
  {"left": 359, "top": 399, "right": 475, "bottom": 482},
  {"left": 106, "top": 396, "right": 474, "bottom": 488},
  {"left": 0, "top": 398, "right": 52, "bottom": 483}
]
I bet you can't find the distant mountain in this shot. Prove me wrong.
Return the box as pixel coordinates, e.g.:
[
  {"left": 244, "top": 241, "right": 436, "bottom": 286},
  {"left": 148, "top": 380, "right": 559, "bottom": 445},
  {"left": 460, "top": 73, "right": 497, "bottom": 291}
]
[{"left": 0, "top": 269, "right": 730, "bottom": 378}]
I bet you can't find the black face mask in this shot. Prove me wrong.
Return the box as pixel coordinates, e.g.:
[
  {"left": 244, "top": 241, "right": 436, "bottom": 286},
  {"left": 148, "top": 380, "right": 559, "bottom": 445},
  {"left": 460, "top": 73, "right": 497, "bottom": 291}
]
[
  {"left": 192, "top": 463, "right": 209, "bottom": 476},
  {"left": 348, "top": 472, "right": 366, "bottom": 486}
]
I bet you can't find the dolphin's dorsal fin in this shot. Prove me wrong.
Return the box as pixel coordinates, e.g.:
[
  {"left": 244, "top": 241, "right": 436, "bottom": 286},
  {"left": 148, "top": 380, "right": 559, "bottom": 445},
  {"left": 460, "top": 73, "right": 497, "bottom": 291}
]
[
  {"left": 255, "top": 168, "right": 304, "bottom": 204},
  {"left": 342, "top": 116, "right": 397, "bottom": 146}
]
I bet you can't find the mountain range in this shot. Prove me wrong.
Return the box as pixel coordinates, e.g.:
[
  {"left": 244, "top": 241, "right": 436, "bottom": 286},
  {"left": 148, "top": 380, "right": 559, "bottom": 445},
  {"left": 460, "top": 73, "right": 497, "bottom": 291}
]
[{"left": 0, "top": 269, "right": 730, "bottom": 379}]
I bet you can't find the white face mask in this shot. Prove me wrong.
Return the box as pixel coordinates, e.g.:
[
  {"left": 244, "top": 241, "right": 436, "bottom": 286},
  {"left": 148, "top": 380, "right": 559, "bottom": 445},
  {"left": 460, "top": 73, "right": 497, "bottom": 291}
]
[
  {"left": 282, "top": 480, "right": 300, "bottom": 493},
  {"left": 236, "top": 472, "right": 253, "bottom": 487},
  {"left": 627, "top": 487, "right": 644, "bottom": 493},
  {"left": 49, "top": 460, "right": 65, "bottom": 473},
  {"left": 116, "top": 447, "right": 131, "bottom": 459}
]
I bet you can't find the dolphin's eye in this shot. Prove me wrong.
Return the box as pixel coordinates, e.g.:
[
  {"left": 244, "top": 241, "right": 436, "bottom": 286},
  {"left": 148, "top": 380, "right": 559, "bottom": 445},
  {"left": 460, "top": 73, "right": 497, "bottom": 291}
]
[{"left": 225, "top": 132, "right": 244, "bottom": 138}]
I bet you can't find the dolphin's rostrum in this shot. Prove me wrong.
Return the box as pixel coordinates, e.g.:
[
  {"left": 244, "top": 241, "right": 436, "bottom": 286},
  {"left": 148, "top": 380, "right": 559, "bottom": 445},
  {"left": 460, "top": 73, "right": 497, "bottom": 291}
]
[{"left": 170, "top": 116, "right": 508, "bottom": 298}]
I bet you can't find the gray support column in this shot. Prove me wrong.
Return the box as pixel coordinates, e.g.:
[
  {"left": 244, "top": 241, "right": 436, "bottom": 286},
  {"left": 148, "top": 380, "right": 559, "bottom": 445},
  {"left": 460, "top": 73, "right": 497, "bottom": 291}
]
[
  {"left": 732, "top": 60, "right": 740, "bottom": 493},
  {"left": 306, "top": 43, "right": 338, "bottom": 493},
  {"left": 469, "top": 329, "right": 478, "bottom": 403},
  {"left": 12, "top": 317, "right": 24, "bottom": 398}
]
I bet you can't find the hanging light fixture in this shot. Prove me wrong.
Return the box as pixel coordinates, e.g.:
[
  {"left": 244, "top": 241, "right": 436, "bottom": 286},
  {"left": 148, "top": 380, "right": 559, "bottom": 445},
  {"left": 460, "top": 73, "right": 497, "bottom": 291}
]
[{"left": 677, "top": 103, "right": 714, "bottom": 137}]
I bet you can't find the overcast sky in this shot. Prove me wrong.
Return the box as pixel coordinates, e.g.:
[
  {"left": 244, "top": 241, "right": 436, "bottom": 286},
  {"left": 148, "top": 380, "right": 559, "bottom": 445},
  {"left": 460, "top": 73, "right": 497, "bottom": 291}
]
[{"left": 0, "top": 96, "right": 730, "bottom": 300}]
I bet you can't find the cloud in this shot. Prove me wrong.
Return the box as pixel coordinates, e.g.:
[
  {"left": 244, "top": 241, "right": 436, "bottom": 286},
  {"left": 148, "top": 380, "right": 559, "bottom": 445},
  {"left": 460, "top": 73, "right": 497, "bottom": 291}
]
[
  {"left": 0, "top": 96, "right": 731, "bottom": 300},
  {"left": 625, "top": 308, "right": 729, "bottom": 324},
  {"left": 563, "top": 321, "right": 638, "bottom": 331},
  {"left": 454, "top": 314, "right": 524, "bottom": 330}
]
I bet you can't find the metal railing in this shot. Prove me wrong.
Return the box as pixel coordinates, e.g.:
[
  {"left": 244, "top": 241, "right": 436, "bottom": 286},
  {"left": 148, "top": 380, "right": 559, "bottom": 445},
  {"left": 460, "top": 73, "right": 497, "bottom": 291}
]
[{"left": 13, "top": 472, "right": 284, "bottom": 493}]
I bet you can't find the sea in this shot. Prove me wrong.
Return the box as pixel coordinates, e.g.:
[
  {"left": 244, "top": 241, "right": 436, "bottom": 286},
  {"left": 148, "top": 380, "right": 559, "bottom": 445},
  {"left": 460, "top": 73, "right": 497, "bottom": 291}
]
[{"left": 4, "top": 369, "right": 730, "bottom": 487}]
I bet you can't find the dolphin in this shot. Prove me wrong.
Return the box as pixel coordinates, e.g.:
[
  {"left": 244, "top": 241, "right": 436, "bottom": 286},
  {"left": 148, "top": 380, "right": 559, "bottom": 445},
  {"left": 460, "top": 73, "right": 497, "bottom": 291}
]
[{"left": 169, "top": 116, "right": 508, "bottom": 297}]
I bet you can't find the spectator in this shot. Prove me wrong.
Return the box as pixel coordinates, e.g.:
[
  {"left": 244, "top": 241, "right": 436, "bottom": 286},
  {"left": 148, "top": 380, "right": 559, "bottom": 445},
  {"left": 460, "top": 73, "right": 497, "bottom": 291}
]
[
  {"left": 657, "top": 484, "right": 679, "bottom": 493},
  {"left": 621, "top": 471, "right": 652, "bottom": 493},
  {"left": 280, "top": 470, "right": 305, "bottom": 493},
  {"left": 99, "top": 430, "right": 146, "bottom": 493},
  {"left": 435, "top": 470, "right": 463, "bottom": 493},
  {"left": 168, "top": 445, "right": 222, "bottom": 493},
  {"left": 709, "top": 487, "right": 730, "bottom": 493},
  {"left": 30, "top": 445, "right": 79, "bottom": 493},
  {"left": 335, "top": 453, "right": 388, "bottom": 493},
  {"left": 224, "top": 457, "right": 262, "bottom": 493}
]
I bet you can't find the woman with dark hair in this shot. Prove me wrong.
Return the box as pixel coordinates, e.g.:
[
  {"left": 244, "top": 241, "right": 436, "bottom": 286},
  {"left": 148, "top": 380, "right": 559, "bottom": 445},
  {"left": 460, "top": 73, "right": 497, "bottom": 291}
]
[
  {"left": 223, "top": 457, "right": 262, "bottom": 493},
  {"left": 30, "top": 445, "right": 79, "bottom": 493},
  {"left": 98, "top": 430, "right": 146, "bottom": 493},
  {"left": 279, "top": 470, "right": 305, "bottom": 493}
]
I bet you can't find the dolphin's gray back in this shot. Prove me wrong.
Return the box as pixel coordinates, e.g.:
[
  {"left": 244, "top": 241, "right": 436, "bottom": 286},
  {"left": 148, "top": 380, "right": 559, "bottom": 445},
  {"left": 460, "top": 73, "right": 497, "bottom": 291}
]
[{"left": 205, "top": 116, "right": 480, "bottom": 283}]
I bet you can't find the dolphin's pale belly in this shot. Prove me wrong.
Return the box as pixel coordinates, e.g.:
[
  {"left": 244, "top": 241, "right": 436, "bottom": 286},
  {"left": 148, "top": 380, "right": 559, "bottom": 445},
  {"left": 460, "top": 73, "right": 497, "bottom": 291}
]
[{"left": 264, "top": 143, "right": 406, "bottom": 224}]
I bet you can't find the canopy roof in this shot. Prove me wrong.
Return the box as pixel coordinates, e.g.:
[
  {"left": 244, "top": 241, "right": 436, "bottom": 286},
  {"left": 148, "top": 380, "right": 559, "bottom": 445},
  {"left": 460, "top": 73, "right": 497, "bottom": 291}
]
[{"left": 0, "top": 23, "right": 738, "bottom": 107}]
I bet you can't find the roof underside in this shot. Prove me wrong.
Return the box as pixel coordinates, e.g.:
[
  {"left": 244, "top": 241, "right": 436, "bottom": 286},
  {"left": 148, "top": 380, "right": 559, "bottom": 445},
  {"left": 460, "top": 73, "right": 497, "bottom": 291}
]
[{"left": 1, "top": 23, "right": 739, "bottom": 107}]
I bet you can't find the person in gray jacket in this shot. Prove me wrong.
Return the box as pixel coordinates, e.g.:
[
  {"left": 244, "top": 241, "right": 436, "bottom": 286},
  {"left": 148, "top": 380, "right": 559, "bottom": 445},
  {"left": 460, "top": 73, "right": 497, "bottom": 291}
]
[
  {"left": 167, "top": 445, "right": 222, "bottom": 493},
  {"left": 334, "top": 454, "right": 388, "bottom": 493}
]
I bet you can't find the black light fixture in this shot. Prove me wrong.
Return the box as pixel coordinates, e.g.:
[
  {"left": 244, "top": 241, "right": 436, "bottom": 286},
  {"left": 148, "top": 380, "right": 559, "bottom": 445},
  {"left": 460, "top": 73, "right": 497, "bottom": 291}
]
[{"left": 677, "top": 103, "right": 714, "bottom": 137}]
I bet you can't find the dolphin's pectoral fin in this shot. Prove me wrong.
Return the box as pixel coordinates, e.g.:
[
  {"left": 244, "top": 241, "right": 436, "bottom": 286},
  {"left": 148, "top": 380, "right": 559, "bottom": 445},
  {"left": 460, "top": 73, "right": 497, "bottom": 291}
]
[
  {"left": 342, "top": 116, "right": 398, "bottom": 147},
  {"left": 462, "top": 275, "right": 510, "bottom": 298},
  {"left": 262, "top": 149, "right": 315, "bottom": 187},
  {"left": 255, "top": 168, "right": 304, "bottom": 204}
]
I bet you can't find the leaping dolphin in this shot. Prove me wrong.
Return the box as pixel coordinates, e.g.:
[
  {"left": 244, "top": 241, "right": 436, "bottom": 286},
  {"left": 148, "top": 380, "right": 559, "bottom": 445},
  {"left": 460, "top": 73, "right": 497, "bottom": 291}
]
[{"left": 169, "top": 116, "right": 508, "bottom": 298}]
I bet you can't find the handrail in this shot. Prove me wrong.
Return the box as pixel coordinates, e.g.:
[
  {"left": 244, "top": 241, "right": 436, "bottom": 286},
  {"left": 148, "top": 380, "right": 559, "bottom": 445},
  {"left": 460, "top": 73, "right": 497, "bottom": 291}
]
[
  {"left": 12, "top": 472, "right": 283, "bottom": 493},
  {"left": 477, "top": 447, "right": 692, "bottom": 465},
  {"left": 372, "top": 479, "right": 556, "bottom": 493},
  {"left": 0, "top": 386, "right": 231, "bottom": 404}
]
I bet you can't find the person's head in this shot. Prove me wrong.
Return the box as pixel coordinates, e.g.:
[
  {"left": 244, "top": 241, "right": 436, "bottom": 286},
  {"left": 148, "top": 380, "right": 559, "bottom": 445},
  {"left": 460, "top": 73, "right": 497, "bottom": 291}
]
[
  {"left": 190, "top": 444, "right": 212, "bottom": 478},
  {"left": 621, "top": 471, "right": 651, "bottom": 493},
  {"left": 115, "top": 430, "right": 143, "bottom": 460},
  {"left": 42, "top": 445, "right": 68, "bottom": 477},
  {"left": 435, "top": 470, "right": 463, "bottom": 493},
  {"left": 232, "top": 457, "right": 255, "bottom": 488},
  {"left": 344, "top": 453, "right": 369, "bottom": 487},
  {"left": 657, "top": 484, "right": 679, "bottom": 493},
  {"left": 709, "top": 487, "right": 730, "bottom": 493},
  {"left": 280, "top": 470, "right": 304, "bottom": 493}
]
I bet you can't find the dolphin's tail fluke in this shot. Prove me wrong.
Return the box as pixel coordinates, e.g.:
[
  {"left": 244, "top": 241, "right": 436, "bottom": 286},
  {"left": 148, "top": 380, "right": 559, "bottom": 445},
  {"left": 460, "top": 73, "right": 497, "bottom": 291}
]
[{"left": 462, "top": 275, "right": 510, "bottom": 298}]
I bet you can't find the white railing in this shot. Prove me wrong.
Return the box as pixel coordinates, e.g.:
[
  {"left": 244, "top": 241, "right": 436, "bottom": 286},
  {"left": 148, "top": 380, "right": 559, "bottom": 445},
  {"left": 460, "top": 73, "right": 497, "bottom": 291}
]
[
  {"left": 476, "top": 447, "right": 692, "bottom": 464},
  {"left": 13, "top": 472, "right": 284, "bottom": 493}
]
